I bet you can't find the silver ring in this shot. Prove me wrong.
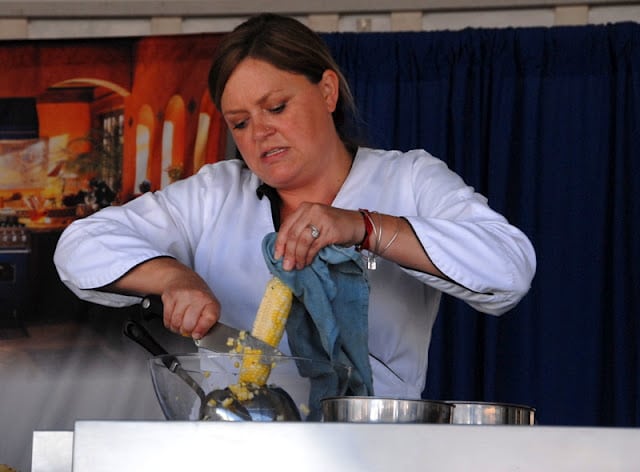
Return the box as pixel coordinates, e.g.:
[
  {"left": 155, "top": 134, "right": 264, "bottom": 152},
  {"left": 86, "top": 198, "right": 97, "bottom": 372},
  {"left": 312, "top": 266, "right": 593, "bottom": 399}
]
[{"left": 309, "top": 224, "right": 320, "bottom": 239}]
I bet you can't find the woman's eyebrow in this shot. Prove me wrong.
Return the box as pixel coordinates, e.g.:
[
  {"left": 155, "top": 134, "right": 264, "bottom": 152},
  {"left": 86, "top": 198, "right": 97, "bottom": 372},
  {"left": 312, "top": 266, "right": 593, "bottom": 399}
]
[{"left": 223, "top": 89, "right": 285, "bottom": 117}]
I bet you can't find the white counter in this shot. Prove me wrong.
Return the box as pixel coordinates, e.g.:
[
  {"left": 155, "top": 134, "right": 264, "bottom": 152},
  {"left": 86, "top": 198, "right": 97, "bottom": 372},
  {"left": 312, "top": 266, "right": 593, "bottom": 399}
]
[
  {"left": 31, "top": 431, "right": 73, "bottom": 472},
  {"left": 34, "top": 421, "right": 640, "bottom": 472}
]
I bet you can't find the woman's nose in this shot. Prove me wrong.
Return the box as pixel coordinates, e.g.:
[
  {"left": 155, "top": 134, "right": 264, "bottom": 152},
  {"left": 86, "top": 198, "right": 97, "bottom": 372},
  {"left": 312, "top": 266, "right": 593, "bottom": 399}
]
[{"left": 252, "top": 119, "right": 274, "bottom": 140}]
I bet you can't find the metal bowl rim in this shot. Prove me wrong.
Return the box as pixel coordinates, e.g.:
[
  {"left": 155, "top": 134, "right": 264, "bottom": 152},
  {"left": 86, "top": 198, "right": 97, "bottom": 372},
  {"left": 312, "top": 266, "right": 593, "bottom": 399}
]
[
  {"left": 444, "top": 400, "right": 536, "bottom": 411},
  {"left": 149, "top": 352, "right": 351, "bottom": 370},
  {"left": 322, "top": 396, "right": 453, "bottom": 407},
  {"left": 151, "top": 352, "right": 332, "bottom": 362}
]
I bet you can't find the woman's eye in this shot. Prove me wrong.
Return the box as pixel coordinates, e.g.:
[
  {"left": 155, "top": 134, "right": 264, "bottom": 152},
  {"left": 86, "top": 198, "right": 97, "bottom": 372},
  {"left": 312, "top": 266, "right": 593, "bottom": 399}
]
[
  {"left": 232, "top": 120, "right": 247, "bottom": 130},
  {"left": 269, "top": 103, "right": 286, "bottom": 114}
]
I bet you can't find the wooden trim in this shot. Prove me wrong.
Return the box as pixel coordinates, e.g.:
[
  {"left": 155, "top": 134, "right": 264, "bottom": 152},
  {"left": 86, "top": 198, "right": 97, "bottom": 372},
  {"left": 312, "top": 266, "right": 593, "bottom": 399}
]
[{"left": 0, "top": 0, "right": 636, "bottom": 18}]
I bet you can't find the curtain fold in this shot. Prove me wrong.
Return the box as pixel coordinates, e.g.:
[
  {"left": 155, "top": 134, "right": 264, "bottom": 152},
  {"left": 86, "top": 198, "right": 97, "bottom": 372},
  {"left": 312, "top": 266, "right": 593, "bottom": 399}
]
[{"left": 323, "top": 22, "right": 640, "bottom": 426}]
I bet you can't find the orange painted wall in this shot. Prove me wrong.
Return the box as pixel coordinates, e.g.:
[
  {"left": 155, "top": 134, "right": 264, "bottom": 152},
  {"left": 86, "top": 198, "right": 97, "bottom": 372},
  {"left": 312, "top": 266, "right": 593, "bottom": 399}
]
[
  {"left": 37, "top": 102, "right": 91, "bottom": 143},
  {"left": 0, "top": 38, "right": 132, "bottom": 97},
  {"left": 123, "top": 34, "right": 226, "bottom": 196}
]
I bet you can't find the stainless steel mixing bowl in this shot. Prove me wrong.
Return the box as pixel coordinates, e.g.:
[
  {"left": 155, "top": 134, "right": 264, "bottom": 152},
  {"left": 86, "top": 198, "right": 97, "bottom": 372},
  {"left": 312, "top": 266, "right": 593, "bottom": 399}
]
[
  {"left": 321, "top": 396, "right": 453, "bottom": 423},
  {"left": 446, "top": 401, "right": 535, "bottom": 425}
]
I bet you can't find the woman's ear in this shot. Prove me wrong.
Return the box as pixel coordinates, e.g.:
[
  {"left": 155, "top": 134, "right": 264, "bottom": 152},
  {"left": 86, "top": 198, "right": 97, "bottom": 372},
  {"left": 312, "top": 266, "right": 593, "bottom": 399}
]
[{"left": 320, "top": 69, "right": 340, "bottom": 113}]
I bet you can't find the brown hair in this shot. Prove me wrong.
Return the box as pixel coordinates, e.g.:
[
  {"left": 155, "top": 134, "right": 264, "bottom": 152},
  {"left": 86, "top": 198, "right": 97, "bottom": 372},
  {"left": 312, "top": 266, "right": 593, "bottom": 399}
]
[{"left": 208, "top": 13, "right": 360, "bottom": 150}]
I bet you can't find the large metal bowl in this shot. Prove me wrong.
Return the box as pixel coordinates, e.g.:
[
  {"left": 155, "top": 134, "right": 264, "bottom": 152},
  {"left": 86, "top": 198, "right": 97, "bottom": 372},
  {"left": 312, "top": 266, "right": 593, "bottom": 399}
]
[
  {"left": 149, "top": 352, "right": 351, "bottom": 421},
  {"left": 446, "top": 401, "right": 535, "bottom": 425},
  {"left": 321, "top": 396, "right": 453, "bottom": 424}
]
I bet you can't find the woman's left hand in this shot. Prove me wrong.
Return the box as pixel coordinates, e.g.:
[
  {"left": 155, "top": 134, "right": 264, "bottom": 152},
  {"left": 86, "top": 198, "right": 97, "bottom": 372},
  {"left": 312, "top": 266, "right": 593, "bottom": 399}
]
[{"left": 274, "top": 203, "right": 364, "bottom": 270}]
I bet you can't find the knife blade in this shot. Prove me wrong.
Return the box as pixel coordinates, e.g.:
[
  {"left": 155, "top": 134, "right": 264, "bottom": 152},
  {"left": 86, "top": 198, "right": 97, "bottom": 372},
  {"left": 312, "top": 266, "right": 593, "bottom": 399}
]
[{"left": 140, "top": 295, "right": 282, "bottom": 357}]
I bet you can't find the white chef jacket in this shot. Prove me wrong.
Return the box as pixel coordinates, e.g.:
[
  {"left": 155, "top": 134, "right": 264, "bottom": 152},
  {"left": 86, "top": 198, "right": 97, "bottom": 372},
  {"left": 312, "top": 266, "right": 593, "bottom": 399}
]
[{"left": 54, "top": 147, "right": 536, "bottom": 398}]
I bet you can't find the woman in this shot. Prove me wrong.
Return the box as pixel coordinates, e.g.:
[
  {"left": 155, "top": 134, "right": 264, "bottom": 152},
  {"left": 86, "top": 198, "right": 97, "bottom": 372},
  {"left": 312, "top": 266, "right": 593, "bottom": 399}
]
[{"left": 54, "top": 13, "right": 536, "bottom": 398}]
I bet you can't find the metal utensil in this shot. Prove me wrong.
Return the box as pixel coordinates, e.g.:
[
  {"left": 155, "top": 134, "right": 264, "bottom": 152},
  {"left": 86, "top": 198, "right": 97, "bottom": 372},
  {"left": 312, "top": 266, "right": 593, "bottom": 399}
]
[
  {"left": 240, "top": 385, "right": 301, "bottom": 421},
  {"left": 200, "top": 387, "right": 253, "bottom": 422},
  {"left": 123, "top": 319, "right": 251, "bottom": 421},
  {"left": 140, "top": 295, "right": 282, "bottom": 357}
]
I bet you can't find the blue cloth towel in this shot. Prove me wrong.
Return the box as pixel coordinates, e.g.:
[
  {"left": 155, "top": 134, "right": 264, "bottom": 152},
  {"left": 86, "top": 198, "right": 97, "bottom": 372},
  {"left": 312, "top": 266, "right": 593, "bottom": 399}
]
[{"left": 262, "top": 233, "right": 374, "bottom": 419}]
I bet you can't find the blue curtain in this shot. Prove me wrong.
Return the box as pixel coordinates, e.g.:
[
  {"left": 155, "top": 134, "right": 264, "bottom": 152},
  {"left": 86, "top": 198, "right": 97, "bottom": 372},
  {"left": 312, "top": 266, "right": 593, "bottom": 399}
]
[{"left": 323, "top": 22, "right": 640, "bottom": 427}]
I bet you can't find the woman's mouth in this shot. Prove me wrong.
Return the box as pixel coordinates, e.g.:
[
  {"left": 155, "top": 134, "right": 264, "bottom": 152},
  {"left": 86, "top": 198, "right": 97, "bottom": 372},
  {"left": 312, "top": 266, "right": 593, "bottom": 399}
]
[{"left": 262, "top": 147, "right": 287, "bottom": 159}]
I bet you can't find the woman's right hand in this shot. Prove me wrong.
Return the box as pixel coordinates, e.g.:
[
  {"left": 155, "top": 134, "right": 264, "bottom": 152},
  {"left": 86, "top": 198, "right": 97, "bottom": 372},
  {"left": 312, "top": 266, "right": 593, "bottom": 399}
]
[
  {"left": 159, "top": 280, "right": 221, "bottom": 340},
  {"left": 106, "top": 256, "right": 221, "bottom": 339}
]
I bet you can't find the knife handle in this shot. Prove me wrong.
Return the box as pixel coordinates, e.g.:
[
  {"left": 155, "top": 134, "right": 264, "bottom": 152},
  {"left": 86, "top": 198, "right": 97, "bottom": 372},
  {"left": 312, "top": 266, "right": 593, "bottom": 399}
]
[
  {"left": 123, "top": 319, "right": 169, "bottom": 358},
  {"left": 140, "top": 294, "right": 163, "bottom": 320},
  {"left": 123, "top": 318, "right": 206, "bottom": 399}
]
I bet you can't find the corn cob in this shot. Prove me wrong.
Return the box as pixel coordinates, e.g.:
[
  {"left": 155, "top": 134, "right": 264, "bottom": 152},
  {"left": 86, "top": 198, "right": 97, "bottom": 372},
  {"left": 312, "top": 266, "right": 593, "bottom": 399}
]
[
  {"left": 250, "top": 276, "right": 293, "bottom": 346},
  {"left": 238, "top": 276, "right": 292, "bottom": 385}
]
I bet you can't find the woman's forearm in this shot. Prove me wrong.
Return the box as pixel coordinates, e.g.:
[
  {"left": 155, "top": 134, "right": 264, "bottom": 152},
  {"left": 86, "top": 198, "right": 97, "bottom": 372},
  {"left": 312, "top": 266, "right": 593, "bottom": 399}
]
[
  {"left": 361, "top": 212, "right": 448, "bottom": 279},
  {"left": 104, "top": 256, "right": 205, "bottom": 296}
]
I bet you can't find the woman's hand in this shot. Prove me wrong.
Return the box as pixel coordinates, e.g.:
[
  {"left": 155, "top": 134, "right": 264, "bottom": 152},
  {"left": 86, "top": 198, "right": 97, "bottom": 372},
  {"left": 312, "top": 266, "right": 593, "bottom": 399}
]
[
  {"left": 274, "top": 203, "right": 365, "bottom": 270},
  {"left": 275, "top": 204, "right": 447, "bottom": 277},
  {"left": 106, "top": 257, "right": 221, "bottom": 339},
  {"left": 159, "top": 275, "right": 221, "bottom": 340}
]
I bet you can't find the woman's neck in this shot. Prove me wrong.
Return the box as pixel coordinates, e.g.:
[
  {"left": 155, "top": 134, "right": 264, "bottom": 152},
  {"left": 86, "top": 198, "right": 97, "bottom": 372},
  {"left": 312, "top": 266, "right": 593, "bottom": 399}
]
[{"left": 278, "top": 145, "right": 355, "bottom": 220}]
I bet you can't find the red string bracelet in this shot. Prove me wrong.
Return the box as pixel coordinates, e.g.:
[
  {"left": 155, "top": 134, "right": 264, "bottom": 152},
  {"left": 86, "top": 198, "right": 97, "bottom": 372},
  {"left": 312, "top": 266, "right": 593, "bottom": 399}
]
[{"left": 356, "top": 209, "right": 374, "bottom": 252}]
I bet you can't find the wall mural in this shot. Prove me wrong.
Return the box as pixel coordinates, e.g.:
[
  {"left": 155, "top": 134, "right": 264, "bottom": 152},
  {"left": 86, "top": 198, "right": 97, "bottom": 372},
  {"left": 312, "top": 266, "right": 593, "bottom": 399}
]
[
  {"left": 0, "top": 33, "right": 227, "bottom": 226},
  {"left": 0, "top": 138, "right": 48, "bottom": 190},
  {"left": 0, "top": 32, "right": 229, "bottom": 472}
]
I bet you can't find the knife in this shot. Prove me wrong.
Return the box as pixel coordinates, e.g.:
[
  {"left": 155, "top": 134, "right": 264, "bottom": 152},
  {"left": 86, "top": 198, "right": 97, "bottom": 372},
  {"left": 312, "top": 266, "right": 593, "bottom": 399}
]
[{"left": 140, "top": 295, "right": 282, "bottom": 357}]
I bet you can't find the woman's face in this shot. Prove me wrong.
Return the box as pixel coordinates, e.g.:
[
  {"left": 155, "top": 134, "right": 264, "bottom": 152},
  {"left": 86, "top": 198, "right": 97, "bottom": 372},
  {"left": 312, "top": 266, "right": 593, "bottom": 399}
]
[{"left": 220, "top": 58, "right": 340, "bottom": 190}]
